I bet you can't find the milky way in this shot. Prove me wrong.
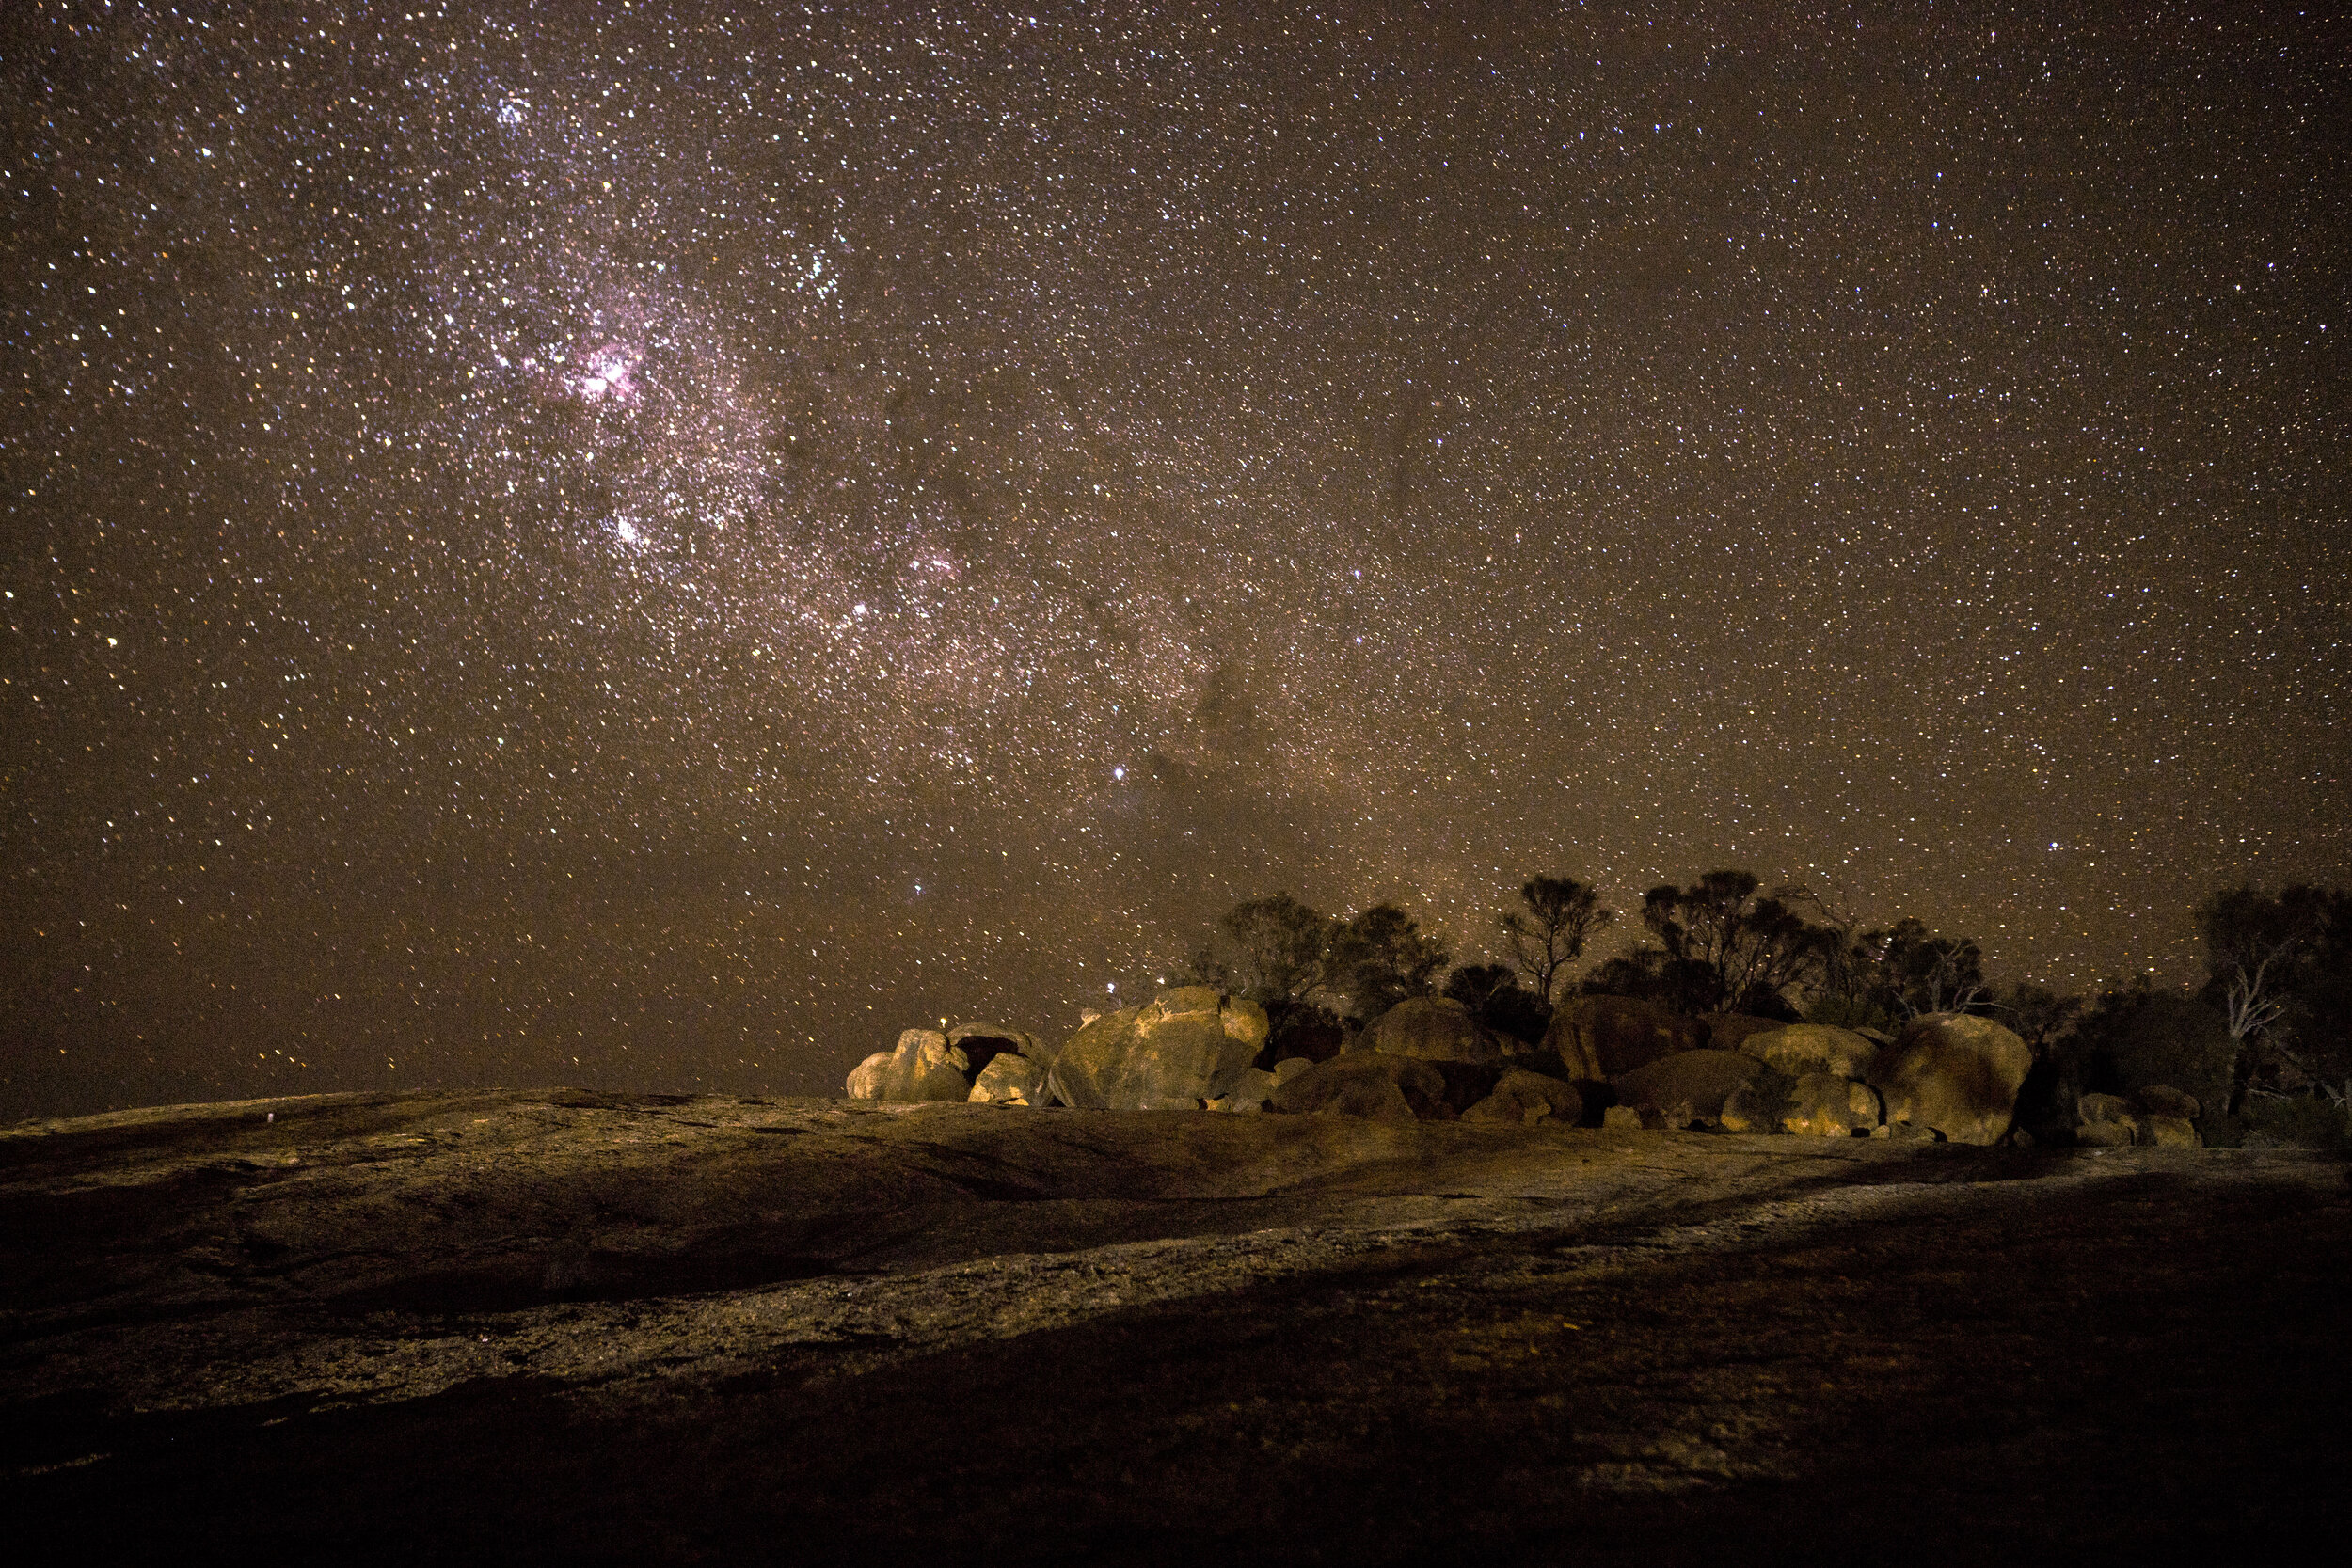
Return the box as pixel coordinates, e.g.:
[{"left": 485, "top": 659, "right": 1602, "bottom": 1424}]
[{"left": 5, "top": 1, "right": 2345, "bottom": 1117}]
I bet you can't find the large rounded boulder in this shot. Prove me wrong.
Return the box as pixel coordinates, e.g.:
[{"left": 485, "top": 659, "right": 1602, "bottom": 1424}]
[
  {"left": 1543, "top": 996, "right": 1706, "bottom": 1081},
  {"left": 1612, "top": 1050, "right": 1772, "bottom": 1130},
  {"left": 846, "top": 1029, "right": 974, "bottom": 1102},
  {"left": 1867, "top": 1013, "right": 2034, "bottom": 1146},
  {"left": 1740, "top": 1023, "right": 1881, "bottom": 1082},
  {"left": 1045, "top": 987, "right": 1271, "bottom": 1111},
  {"left": 1461, "top": 1069, "right": 1583, "bottom": 1126},
  {"left": 1270, "top": 1051, "right": 1449, "bottom": 1122},
  {"left": 1357, "top": 997, "right": 1509, "bottom": 1065},
  {"left": 1702, "top": 1014, "right": 1788, "bottom": 1055}
]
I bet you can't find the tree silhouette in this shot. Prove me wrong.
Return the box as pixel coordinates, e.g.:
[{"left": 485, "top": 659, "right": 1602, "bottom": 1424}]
[
  {"left": 1639, "top": 870, "right": 1828, "bottom": 1015},
  {"left": 1329, "top": 903, "right": 1450, "bottom": 1022},
  {"left": 1184, "top": 892, "right": 1336, "bottom": 1006},
  {"left": 1497, "top": 875, "right": 1613, "bottom": 1006}
]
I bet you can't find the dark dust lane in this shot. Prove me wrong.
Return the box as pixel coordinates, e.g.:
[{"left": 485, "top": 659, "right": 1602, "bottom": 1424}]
[{"left": 4, "top": 1096, "right": 2348, "bottom": 1562}]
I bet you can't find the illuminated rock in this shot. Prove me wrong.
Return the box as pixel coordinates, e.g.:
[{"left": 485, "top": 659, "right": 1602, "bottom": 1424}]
[
  {"left": 1045, "top": 988, "right": 1270, "bottom": 1111},
  {"left": 846, "top": 1029, "right": 973, "bottom": 1102},
  {"left": 969, "top": 1053, "right": 1051, "bottom": 1107},
  {"left": 1869, "top": 1013, "right": 2033, "bottom": 1146}
]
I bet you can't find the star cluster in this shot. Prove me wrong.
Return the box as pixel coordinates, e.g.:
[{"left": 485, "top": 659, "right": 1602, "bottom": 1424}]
[{"left": 4, "top": 1, "right": 2344, "bottom": 1117}]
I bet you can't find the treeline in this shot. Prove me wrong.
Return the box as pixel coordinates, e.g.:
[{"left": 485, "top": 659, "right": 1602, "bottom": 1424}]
[{"left": 1180, "top": 872, "right": 2352, "bottom": 1146}]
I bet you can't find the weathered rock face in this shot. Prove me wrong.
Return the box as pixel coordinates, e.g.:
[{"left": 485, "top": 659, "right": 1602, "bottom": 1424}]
[
  {"left": 1045, "top": 988, "right": 1271, "bottom": 1111},
  {"left": 1270, "top": 1052, "right": 1448, "bottom": 1122},
  {"left": 2144, "top": 1115, "right": 2201, "bottom": 1148},
  {"left": 847, "top": 1030, "right": 974, "bottom": 1102},
  {"left": 1611, "top": 1050, "right": 1771, "bottom": 1130},
  {"left": 1461, "top": 1069, "right": 1583, "bottom": 1126},
  {"left": 1740, "top": 1024, "right": 1881, "bottom": 1082},
  {"left": 1271, "top": 1056, "right": 1316, "bottom": 1086},
  {"left": 1702, "top": 1014, "right": 1788, "bottom": 1056},
  {"left": 1544, "top": 996, "right": 1705, "bottom": 1081},
  {"left": 968, "top": 1053, "right": 1052, "bottom": 1107},
  {"left": 1868, "top": 1013, "right": 2033, "bottom": 1146},
  {"left": 1358, "top": 997, "right": 1509, "bottom": 1065},
  {"left": 1782, "top": 1073, "right": 1883, "bottom": 1138}
]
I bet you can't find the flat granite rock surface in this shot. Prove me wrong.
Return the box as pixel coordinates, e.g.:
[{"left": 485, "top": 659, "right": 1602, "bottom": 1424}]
[{"left": 4, "top": 1089, "right": 2349, "bottom": 1561}]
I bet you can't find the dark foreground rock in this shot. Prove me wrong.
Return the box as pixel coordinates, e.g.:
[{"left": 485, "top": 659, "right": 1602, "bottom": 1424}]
[{"left": 3, "top": 1090, "right": 2347, "bottom": 1564}]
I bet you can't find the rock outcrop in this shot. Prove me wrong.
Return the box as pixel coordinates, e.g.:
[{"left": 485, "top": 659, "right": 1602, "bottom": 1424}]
[
  {"left": 1544, "top": 996, "right": 1705, "bottom": 1081},
  {"left": 1270, "top": 1052, "right": 1448, "bottom": 1122},
  {"left": 1740, "top": 1023, "right": 1881, "bottom": 1082},
  {"left": 1461, "top": 1069, "right": 1583, "bottom": 1126},
  {"left": 1045, "top": 987, "right": 1271, "bottom": 1111},
  {"left": 946, "top": 1022, "right": 1038, "bottom": 1077},
  {"left": 1356, "top": 997, "right": 1510, "bottom": 1065},
  {"left": 968, "top": 1053, "right": 1053, "bottom": 1107},
  {"left": 1867, "top": 1013, "right": 2033, "bottom": 1146},
  {"left": 847, "top": 1030, "right": 975, "bottom": 1102},
  {"left": 1611, "top": 1050, "right": 1772, "bottom": 1130}
]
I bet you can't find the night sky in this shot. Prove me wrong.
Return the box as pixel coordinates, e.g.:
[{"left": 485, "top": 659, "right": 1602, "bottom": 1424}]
[{"left": 5, "top": 1, "right": 2344, "bottom": 1119}]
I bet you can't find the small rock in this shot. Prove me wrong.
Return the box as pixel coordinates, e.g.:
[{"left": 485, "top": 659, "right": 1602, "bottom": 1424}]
[
  {"left": 1271, "top": 1056, "right": 1315, "bottom": 1085},
  {"left": 1601, "top": 1104, "right": 1645, "bottom": 1131},
  {"left": 2144, "top": 1114, "right": 2201, "bottom": 1148}
]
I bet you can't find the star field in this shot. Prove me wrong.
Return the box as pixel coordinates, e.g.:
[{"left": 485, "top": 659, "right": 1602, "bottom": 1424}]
[{"left": 5, "top": 1, "right": 2345, "bottom": 1117}]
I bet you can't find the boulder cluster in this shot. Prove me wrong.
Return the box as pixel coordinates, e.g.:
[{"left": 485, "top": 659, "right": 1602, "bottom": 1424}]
[{"left": 845, "top": 989, "right": 2202, "bottom": 1148}]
